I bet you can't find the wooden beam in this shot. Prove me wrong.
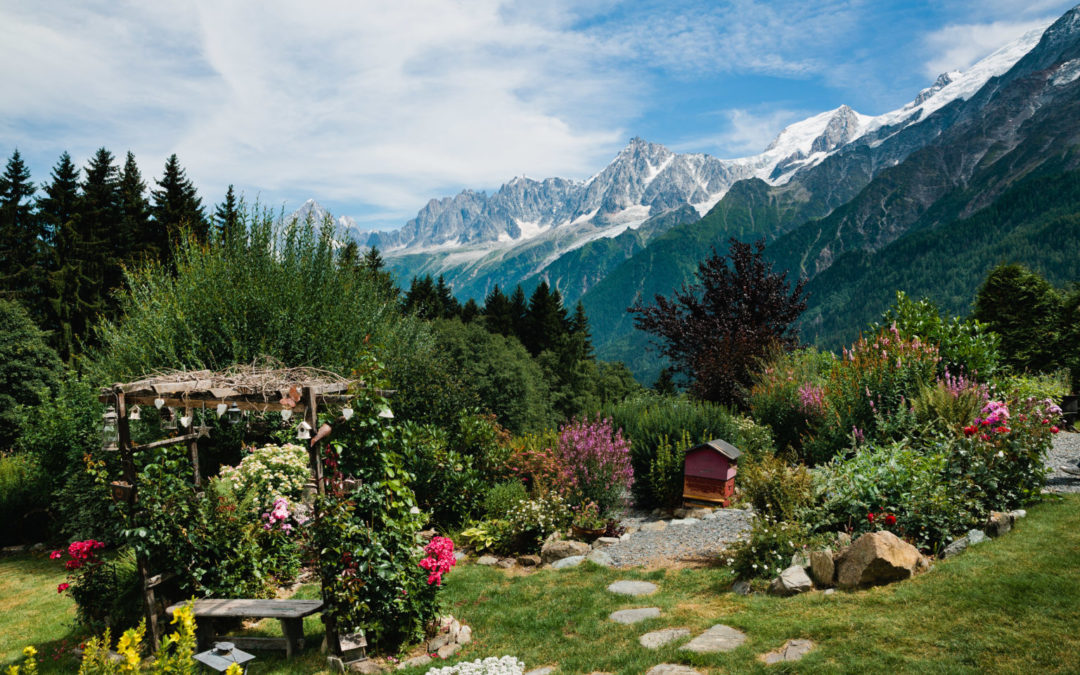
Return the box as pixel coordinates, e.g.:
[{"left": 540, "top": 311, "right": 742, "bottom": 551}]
[
  {"left": 185, "top": 406, "right": 201, "bottom": 487},
  {"left": 132, "top": 433, "right": 199, "bottom": 451}
]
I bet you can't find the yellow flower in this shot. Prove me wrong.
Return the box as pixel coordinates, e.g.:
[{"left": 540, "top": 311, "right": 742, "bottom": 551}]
[
  {"left": 225, "top": 664, "right": 243, "bottom": 675},
  {"left": 21, "top": 647, "right": 35, "bottom": 659},
  {"left": 7, "top": 665, "right": 20, "bottom": 675}
]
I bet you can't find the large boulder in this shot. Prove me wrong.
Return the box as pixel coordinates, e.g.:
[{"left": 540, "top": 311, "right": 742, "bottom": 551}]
[
  {"left": 809, "top": 550, "right": 835, "bottom": 587},
  {"left": 541, "top": 539, "right": 590, "bottom": 564},
  {"left": 836, "top": 531, "right": 924, "bottom": 589},
  {"left": 768, "top": 565, "right": 814, "bottom": 596}
]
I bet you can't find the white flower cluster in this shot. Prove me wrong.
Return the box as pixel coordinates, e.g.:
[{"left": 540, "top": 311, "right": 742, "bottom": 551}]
[
  {"left": 425, "top": 656, "right": 525, "bottom": 675},
  {"left": 218, "top": 443, "right": 310, "bottom": 510},
  {"left": 505, "top": 494, "right": 569, "bottom": 539}
]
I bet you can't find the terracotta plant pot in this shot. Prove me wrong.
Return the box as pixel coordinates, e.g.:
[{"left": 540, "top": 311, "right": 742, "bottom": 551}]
[{"left": 571, "top": 524, "right": 605, "bottom": 540}]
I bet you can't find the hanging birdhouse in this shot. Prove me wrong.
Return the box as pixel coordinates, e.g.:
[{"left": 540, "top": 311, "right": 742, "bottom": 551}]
[
  {"left": 128, "top": 405, "right": 141, "bottom": 421},
  {"left": 109, "top": 480, "right": 134, "bottom": 503},
  {"left": 682, "top": 439, "right": 741, "bottom": 507},
  {"left": 101, "top": 406, "right": 119, "bottom": 451},
  {"left": 296, "top": 420, "right": 312, "bottom": 441}
]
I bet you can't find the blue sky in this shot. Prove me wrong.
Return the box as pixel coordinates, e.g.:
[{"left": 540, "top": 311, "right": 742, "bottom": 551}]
[{"left": 1, "top": 0, "right": 1075, "bottom": 231}]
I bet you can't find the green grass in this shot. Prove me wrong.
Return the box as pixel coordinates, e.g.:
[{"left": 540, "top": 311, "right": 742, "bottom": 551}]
[{"left": 6, "top": 496, "right": 1080, "bottom": 673}]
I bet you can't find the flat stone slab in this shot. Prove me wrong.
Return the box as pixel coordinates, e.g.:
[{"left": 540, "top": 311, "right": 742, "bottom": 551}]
[
  {"left": 607, "top": 580, "right": 658, "bottom": 596},
  {"left": 477, "top": 555, "right": 499, "bottom": 565},
  {"left": 594, "top": 536, "right": 620, "bottom": 547},
  {"left": 586, "top": 549, "right": 614, "bottom": 567},
  {"left": 758, "top": 639, "right": 815, "bottom": 664},
  {"left": 645, "top": 665, "right": 702, "bottom": 675},
  {"left": 669, "top": 518, "right": 700, "bottom": 526},
  {"left": 609, "top": 607, "right": 661, "bottom": 624},
  {"left": 639, "top": 521, "right": 668, "bottom": 532},
  {"left": 551, "top": 555, "right": 585, "bottom": 569},
  {"left": 680, "top": 624, "right": 747, "bottom": 653},
  {"left": 524, "top": 668, "right": 556, "bottom": 675},
  {"left": 639, "top": 628, "right": 691, "bottom": 649}
]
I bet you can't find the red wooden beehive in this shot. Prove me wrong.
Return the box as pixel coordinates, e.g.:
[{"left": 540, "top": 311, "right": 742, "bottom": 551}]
[{"left": 682, "top": 439, "right": 741, "bottom": 507}]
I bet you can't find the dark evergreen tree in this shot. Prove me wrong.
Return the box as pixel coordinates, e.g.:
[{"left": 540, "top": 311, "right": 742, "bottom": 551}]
[
  {"left": 630, "top": 238, "right": 807, "bottom": 406},
  {"left": 461, "top": 298, "right": 480, "bottom": 324},
  {"left": 482, "top": 284, "right": 514, "bottom": 336},
  {"left": 338, "top": 240, "right": 361, "bottom": 272},
  {"left": 509, "top": 285, "right": 528, "bottom": 340},
  {"left": 567, "top": 300, "right": 594, "bottom": 361},
  {"left": 402, "top": 274, "right": 440, "bottom": 320},
  {"left": 37, "top": 153, "right": 81, "bottom": 358},
  {"left": 151, "top": 154, "right": 206, "bottom": 262},
  {"left": 80, "top": 148, "right": 123, "bottom": 295},
  {"left": 213, "top": 184, "right": 241, "bottom": 244},
  {"left": 973, "top": 263, "right": 1063, "bottom": 374},
  {"left": 363, "top": 245, "right": 385, "bottom": 272},
  {"left": 435, "top": 275, "right": 461, "bottom": 319},
  {"left": 653, "top": 367, "right": 677, "bottom": 395},
  {"left": 117, "top": 151, "right": 152, "bottom": 264},
  {"left": 0, "top": 149, "right": 45, "bottom": 319},
  {"left": 522, "top": 281, "right": 568, "bottom": 356}
]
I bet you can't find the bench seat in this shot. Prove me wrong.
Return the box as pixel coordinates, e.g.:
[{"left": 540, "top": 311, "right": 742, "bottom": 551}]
[{"left": 166, "top": 599, "right": 324, "bottom": 658}]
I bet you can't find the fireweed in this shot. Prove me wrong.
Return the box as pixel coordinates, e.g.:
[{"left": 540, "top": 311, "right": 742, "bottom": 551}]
[{"left": 556, "top": 416, "right": 633, "bottom": 516}]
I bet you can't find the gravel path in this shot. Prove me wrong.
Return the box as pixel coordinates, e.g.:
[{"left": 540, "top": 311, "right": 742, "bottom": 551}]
[
  {"left": 602, "top": 432, "right": 1080, "bottom": 568},
  {"left": 1046, "top": 430, "right": 1080, "bottom": 493},
  {"left": 604, "top": 508, "right": 753, "bottom": 568}
]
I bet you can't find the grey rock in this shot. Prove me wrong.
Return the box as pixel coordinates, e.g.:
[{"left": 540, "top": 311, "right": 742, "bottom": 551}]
[
  {"left": 428, "top": 633, "right": 451, "bottom": 651},
  {"left": 524, "top": 668, "right": 556, "bottom": 675},
  {"left": 639, "top": 521, "right": 668, "bottom": 532},
  {"left": 967, "top": 529, "right": 988, "bottom": 545},
  {"left": 517, "top": 554, "right": 542, "bottom": 567},
  {"left": 397, "top": 655, "right": 431, "bottom": 670},
  {"left": 758, "top": 639, "right": 815, "bottom": 664},
  {"left": 645, "top": 665, "right": 702, "bottom": 675},
  {"left": 541, "top": 539, "right": 591, "bottom": 564},
  {"left": 941, "top": 536, "right": 970, "bottom": 559},
  {"left": 687, "top": 508, "right": 713, "bottom": 519},
  {"left": 639, "top": 628, "right": 691, "bottom": 649},
  {"left": 669, "top": 518, "right": 700, "bottom": 526},
  {"left": 453, "top": 551, "right": 466, "bottom": 562},
  {"left": 985, "top": 511, "right": 1013, "bottom": 538},
  {"left": 680, "top": 624, "right": 747, "bottom": 653},
  {"left": 1011, "top": 509, "right": 1027, "bottom": 519},
  {"left": 477, "top": 555, "right": 499, "bottom": 566},
  {"left": 497, "top": 558, "right": 516, "bottom": 569},
  {"left": 809, "top": 549, "right": 835, "bottom": 587},
  {"left": 551, "top": 555, "right": 585, "bottom": 569},
  {"left": 458, "top": 625, "right": 472, "bottom": 644},
  {"left": 673, "top": 508, "right": 689, "bottom": 518},
  {"left": 594, "top": 537, "right": 620, "bottom": 547},
  {"left": 436, "top": 643, "right": 460, "bottom": 659},
  {"left": 607, "top": 580, "right": 658, "bottom": 596},
  {"left": 349, "top": 659, "right": 384, "bottom": 674},
  {"left": 609, "top": 607, "right": 661, "bottom": 624},
  {"left": 732, "top": 580, "right": 752, "bottom": 596},
  {"left": 824, "top": 588, "right": 836, "bottom": 595},
  {"left": 586, "top": 549, "right": 614, "bottom": 567},
  {"left": 769, "top": 565, "right": 814, "bottom": 596},
  {"left": 701, "top": 510, "right": 718, "bottom": 521},
  {"left": 327, "top": 656, "right": 346, "bottom": 673},
  {"left": 790, "top": 550, "right": 811, "bottom": 568}
]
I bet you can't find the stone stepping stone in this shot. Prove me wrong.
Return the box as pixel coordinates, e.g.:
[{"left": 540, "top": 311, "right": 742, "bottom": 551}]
[
  {"left": 645, "top": 665, "right": 702, "bottom": 675},
  {"left": 609, "top": 607, "right": 661, "bottom": 624},
  {"left": 586, "top": 549, "right": 614, "bottom": 567},
  {"left": 758, "top": 639, "right": 815, "bottom": 664},
  {"left": 680, "top": 624, "right": 747, "bottom": 653},
  {"left": 524, "top": 668, "right": 556, "bottom": 675},
  {"left": 640, "top": 521, "right": 668, "bottom": 532},
  {"left": 607, "top": 580, "right": 658, "bottom": 596},
  {"left": 551, "top": 555, "right": 584, "bottom": 569},
  {"left": 477, "top": 555, "right": 498, "bottom": 565},
  {"left": 669, "top": 518, "right": 700, "bottom": 526},
  {"left": 639, "top": 628, "right": 691, "bottom": 649}
]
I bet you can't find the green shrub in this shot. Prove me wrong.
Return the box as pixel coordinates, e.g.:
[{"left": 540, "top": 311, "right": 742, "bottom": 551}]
[
  {"left": 648, "top": 431, "right": 693, "bottom": 508},
  {"left": 992, "top": 369, "right": 1071, "bottom": 402},
  {"left": 66, "top": 546, "right": 143, "bottom": 631},
  {"left": 748, "top": 347, "right": 832, "bottom": 454},
  {"left": 727, "top": 515, "right": 816, "bottom": 581},
  {"left": 0, "top": 298, "right": 63, "bottom": 451},
  {"left": 736, "top": 452, "right": 813, "bottom": 523},
  {"left": 395, "top": 421, "right": 486, "bottom": 528},
  {"left": 500, "top": 494, "right": 571, "bottom": 554},
  {"left": 217, "top": 442, "right": 309, "bottom": 512},
  {"left": 912, "top": 373, "right": 989, "bottom": 434},
  {"left": 483, "top": 480, "right": 528, "bottom": 520},
  {"left": 0, "top": 452, "right": 51, "bottom": 544}
]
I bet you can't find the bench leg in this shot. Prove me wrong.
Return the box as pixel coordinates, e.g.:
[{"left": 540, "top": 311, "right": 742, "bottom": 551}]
[
  {"left": 195, "top": 618, "right": 215, "bottom": 651},
  {"left": 280, "top": 618, "right": 304, "bottom": 658}
]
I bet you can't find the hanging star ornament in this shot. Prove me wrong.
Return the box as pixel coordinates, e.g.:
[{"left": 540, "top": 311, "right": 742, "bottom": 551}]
[{"left": 196, "top": 405, "right": 212, "bottom": 439}]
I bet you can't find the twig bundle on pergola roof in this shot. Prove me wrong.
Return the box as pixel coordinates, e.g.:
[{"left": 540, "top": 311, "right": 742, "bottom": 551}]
[{"left": 100, "top": 358, "right": 368, "bottom": 412}]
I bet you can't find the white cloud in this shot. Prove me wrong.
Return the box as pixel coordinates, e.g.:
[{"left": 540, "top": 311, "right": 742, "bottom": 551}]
[{"left": 922, "top": 18, "right": 1054, "bottom": 78}]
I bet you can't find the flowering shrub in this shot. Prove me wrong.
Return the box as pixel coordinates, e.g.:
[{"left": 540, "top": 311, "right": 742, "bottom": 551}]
[
  {"left": 419, "top": 536, "right": 456, "bottom": 586},
  {"left": 912, "top": 369, "right": 990, "bottom": 433},
  {"left": 505, "top": 430, "right": 570, "bottom": 498},
  {"left": 736, "top": 453, "right": 813, "bottom": 523},
  {"left": 748, "top": 347, "right": 833, "bottom": 455},
  {"left": 728, "top": 514, "right": 815, "bottom": 580},
  {"left": 502, "top": 494, "right": 571, "bottom": 553},
  {"left": 217, "top": 442, "right": 309, "bottom": 512},
  {"left": 571, "top": 500, "right": 605, "bottom": 530},
  {"left": 556, "top": 416, "right": 633, "bottom": 515},
  {"left": 6, "top": 645, "right": 39, "bottom": 675},
  {"left": 425, "top": 656, "right": 525, "bottom": 675}
]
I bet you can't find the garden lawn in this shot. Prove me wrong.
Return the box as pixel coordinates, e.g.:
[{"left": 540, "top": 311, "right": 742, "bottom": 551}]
[{"left": 5, "top": 495, "right": 1080, "bottom": 674}]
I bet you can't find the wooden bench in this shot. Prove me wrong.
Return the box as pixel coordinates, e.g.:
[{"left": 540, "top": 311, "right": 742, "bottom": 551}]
[{"left": 165, "top": 599, "right": 324, "bottom": 658}]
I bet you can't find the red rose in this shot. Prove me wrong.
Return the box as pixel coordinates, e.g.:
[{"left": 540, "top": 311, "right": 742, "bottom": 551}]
[
  {"left": 963, "top": 425, "right": 977, "bottom": 437},
  {"left": 1051, "top": 426, "right": 1060, "bottom": 434},
  {"left": 884, "top": 514, "right": 897, "bottom": 526},
  {"left": 57, "top": 583, "right": 70, "bottom": 593},
  {"left": 995, "top": 426, "right": 1010, "bottom": 434},
  {"left": 867, "top": 512, "right": 875, "bottom": 523}
]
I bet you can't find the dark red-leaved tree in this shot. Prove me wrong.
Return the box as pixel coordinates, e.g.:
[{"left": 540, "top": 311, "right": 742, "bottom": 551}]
[{"left": 629, "top": 238, "right": 807, "bottom": 407}]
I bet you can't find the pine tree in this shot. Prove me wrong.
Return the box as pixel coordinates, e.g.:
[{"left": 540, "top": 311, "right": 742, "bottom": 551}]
[
  {"left": 509, "top": 285, "right": 528, "bottom": 340},
  {"left": 567, "top": 300, "right": 594, "bottom": 361},
  {"left": 522, "top": 281, "right": 568, "bottom": 356},
  {"left": 117, "top": 151, "right": 152, "bottom": 264},
  {"left": 37, "top": 153, "right": 81, "bottom": 358},
  {"left": 461, "top": 298, "right": 480, "bottom": 323},
  {"left": 213, "top": 184, "right": 241, "bottom": 244},
  {"left": 363, "top": 246, "right": 385, "bottom": 272},
  {"left": 338, "top": 240, "right": 360, "bottom": 272},
  {"left": 402, "top": 274, "right": 440, "bottom": 320},
  {"left": 653, "top": 367, "right": 677, "bottom": 395},
  {"left": 435, "top": 275, "right": 461, "bottom": 319},
  {"left": 483, "top": 284, "right": 514, "bottom": 336},
  {"left": 0, "top": 149, "right": 45, "bottom": 318},
  {"left": 80, "top": 148, "right": 123, "bottom": 295},
  {"left": 151, "top": 154, "right": 207, "bottom": 263}
]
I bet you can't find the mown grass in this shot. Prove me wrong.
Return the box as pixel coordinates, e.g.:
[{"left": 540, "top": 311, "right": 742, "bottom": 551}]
[{"left": 5, "top": 495, "right": 1080, "bottom": 674}]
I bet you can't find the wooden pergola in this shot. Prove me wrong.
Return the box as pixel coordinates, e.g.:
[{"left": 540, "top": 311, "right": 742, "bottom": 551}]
[{"left": 98, "top": 363, "right": 365, "bottom": 650}]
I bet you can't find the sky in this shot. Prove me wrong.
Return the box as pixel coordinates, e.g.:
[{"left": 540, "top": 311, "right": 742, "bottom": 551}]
[{"left": 1, "top": 0, "right": 1076, "bottom": 231}]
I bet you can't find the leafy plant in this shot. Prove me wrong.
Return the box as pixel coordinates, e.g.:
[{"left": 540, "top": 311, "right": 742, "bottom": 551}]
[
  {"left": 556, "top": 416, "right": 633, "bottom": 516},
  {"left": 736, "top": 452, "right": 813, "bottom": 523},
  {"left": 0, "top": 452, "right": 51, "bottom": 545},
  {"left": 0, "top": 299, "right": 63, "bottom": 451},
  {"left": 727, "top": 514, "right": 815, "bottom": 580},
  {"left": 217, "top": 442, "right": 310, "bottom": 513},
  {"left": 748, "top": 347, "right": 834, "bottom": 454},
  {"left": 483, "top": 481, "right": 528, "bottom": 520},
  {"left": 647, "top": 431, "right": 693, "bottom": 508}
]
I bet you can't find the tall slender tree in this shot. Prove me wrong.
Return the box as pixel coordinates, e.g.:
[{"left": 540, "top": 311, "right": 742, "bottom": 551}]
[
  {"left": 509, "top": 285, "right": 528, "bottom": 340},
  {"left": 213, "top": 184, "right": 241, "bottom": 244},
  {"left": 483, "top": 284, "right": 514, "bottom": 336},
  {"left": 0, "top": 149, "right": 45, "bottom": 318},
  {"left": 522, "top": 281, "right": 568, "bottom": 356},
  {"left": 435, "top": 275, "right": 461, "bottom": 319},
  {"left": 117, "top": 151, "right": 152, "bottom": 264},
  {"left": 38, "top": 153, "right": 81, "bottom": 358},
  {"left": 151, "top": 154, "right": 206, "bottom": 263},
  {"left": 80, "top": 148, "right": 123, "bottom": 297}
]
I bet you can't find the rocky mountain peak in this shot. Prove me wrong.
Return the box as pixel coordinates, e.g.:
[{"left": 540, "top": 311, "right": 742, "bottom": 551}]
[
  {"left": 913, "top": 71, "right": 959, "bottom": 106},
  {"left": 810, "top": 105, "right": 864, "bottom": 154}
]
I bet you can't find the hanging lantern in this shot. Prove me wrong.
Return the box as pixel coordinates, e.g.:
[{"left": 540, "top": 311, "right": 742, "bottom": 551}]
[
  {"left": 193, "top": 642, "right": 255, "bottom": 674},
  {"left": 227, "top": 403, "right": 242, "bottom": 424},
  {"left": 216, "top": 403, "right": 228, "bottom": 418},
  {"left": 296, "top": 420, "right": 312, "bottom": 441},
  {"left": 102, "top": 406, "right": 119, "bottom": 451},
  {"left": 161, "top": 407, "right": 178, "bottom": 430},
  {"left": 378, "top": 405, "right": 394, "bottom": 419},
  {"left": 154, "top": 398, "right": 166, "bottom": 410},
  {"left": 128, "top": 405, "right": 141, "bottom": 421},
  {"left": 281, "top": 408, "right": 293, "bottom": 422},
  {"left": 341, "top": 405, "right": 354, "bottom": 421}
]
